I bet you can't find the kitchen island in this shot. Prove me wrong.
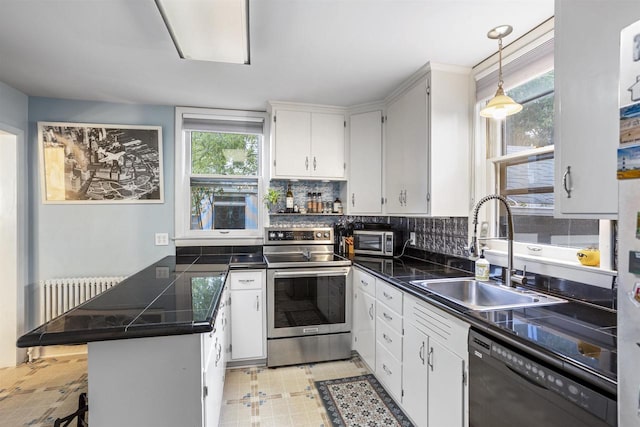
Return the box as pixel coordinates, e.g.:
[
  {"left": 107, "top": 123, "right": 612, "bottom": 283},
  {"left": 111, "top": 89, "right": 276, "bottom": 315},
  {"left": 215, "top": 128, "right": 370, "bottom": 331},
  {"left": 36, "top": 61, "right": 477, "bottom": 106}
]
[{"left": 18, "top": 254, "right": 264, "bottom": 427}]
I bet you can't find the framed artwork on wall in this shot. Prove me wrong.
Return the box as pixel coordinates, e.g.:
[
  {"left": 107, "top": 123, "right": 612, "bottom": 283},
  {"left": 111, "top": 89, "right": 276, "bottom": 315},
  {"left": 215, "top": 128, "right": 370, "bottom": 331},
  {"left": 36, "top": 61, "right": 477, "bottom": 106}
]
[{"left": 37, "top": 122, "right": 163, "bottom": 203}]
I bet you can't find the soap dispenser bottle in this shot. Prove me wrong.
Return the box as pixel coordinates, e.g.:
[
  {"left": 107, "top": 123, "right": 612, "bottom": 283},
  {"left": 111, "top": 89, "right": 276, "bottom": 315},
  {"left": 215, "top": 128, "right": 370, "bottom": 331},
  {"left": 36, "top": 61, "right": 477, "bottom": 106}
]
[{"left": 475, "top": 250, "right": 490, "bottom": 281}]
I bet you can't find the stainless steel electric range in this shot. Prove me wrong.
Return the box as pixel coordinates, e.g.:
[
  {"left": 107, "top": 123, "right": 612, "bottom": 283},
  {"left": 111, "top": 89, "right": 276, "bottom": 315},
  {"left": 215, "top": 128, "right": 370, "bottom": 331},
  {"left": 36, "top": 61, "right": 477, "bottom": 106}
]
[{"left": 264, "top": 227, "right": 352, "bottom": 367}]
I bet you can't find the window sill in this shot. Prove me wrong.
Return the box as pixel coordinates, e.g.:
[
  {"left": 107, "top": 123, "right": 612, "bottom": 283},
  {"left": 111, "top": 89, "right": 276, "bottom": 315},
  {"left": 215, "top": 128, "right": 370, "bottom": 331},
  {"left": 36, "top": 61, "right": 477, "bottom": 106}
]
[{"left": 483, "top": 248, "right": 616, "bottom": 289}]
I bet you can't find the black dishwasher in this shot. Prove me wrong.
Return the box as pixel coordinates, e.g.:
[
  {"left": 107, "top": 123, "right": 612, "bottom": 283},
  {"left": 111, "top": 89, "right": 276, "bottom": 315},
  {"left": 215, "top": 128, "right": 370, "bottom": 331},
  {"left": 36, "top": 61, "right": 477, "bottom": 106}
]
[{"left": 469, "top": 329, "right": 616, "bottom": 427}]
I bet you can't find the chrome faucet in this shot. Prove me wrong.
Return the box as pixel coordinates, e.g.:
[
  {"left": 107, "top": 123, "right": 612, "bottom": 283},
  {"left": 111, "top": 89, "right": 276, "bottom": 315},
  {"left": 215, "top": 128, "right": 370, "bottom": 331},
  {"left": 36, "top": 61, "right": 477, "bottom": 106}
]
[{"left": 470, "top": 194, "right": 527, "bottom": 288}]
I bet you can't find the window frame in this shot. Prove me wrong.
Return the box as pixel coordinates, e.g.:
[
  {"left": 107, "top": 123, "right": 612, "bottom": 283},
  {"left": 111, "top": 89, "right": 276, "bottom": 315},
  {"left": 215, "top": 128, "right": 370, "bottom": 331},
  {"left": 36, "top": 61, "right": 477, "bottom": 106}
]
[{"left": 174, "top": 107, "right": 268, "bottom": 245}]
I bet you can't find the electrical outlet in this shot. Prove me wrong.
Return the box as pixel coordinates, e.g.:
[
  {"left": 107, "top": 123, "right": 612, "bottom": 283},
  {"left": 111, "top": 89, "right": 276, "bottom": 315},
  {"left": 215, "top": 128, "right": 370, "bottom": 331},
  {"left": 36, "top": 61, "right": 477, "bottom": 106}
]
[
  {"left": 409, "top": 232, "right": 416, "bottom": 246},
  {"left": 155, "top": 233, "right": 169, "bottom": 246}
]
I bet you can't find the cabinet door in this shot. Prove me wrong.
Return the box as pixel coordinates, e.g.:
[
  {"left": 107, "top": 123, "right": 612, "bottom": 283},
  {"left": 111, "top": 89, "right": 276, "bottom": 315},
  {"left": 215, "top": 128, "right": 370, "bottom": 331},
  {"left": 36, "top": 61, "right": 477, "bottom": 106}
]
[
  {"left": 401, "top": 80, "right": 429, "bottom": 214},
  {"left": 402, "top": 323, "right": 429, "bottom": 427},
  {"left": 204, "top": 313, "right": 225, "bottom": 427},
  {"left": 428, "top": 339, "right": 465, "bottom": 427},
  {"left": 353, "top": 289, "right": 376, "bottom": 371},
  {"left": 385, "top": 94, "right": 407, "bottom": 213},
  {"left": 311, "top": 112, "right": 345, "bottom": 178},
  {"left": 349, "top": 110, "right": 383, "bottom": 214},
  {"left": 385, "top": 80, "right": 428, "bottom": 214},
  {"left": 553, "top": 0, "right": 638, "bottom": 218},
  {"left": 273, "top": 110, "right": 311, "bottom": 177},
  {"left": 230, "top": 289, "right": 264, "bottom": 360}
]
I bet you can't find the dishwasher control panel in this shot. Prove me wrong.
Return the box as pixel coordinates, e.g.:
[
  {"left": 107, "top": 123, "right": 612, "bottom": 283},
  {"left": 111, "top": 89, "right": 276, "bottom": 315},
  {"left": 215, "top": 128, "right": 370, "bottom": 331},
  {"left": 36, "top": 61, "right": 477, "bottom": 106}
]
[{"left": 470, "top": 330, "right": 612, "bottom": 423}]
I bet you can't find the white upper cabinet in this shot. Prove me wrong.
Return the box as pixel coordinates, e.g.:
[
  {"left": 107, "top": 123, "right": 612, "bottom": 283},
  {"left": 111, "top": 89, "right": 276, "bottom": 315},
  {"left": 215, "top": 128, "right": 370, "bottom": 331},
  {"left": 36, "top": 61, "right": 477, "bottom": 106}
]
[
  {"left": 348, "top": 110, "right": 383, "bottom": 214},
  {"left": 269, "top": 102, "right": 346, "bottom": 180},
  {"left": 429, "top": 67, "right": 471, "bottom": 217},
  {"left": 554, "top": 0, "right": 640, "bottom": 218},
  {"left": 385, "top": 79, "right": 429, "bottom": 214},
  {"left": 384, "top": 64, "right": 470, "bottom": 216}
]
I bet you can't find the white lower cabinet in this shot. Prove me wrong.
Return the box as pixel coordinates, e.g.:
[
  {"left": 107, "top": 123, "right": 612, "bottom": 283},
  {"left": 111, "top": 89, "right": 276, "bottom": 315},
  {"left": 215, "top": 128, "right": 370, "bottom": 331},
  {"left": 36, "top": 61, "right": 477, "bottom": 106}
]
[
  {"left": 352, "top": 268, "right": 376, "bottom": 370},
  {"left": 402, "top": 323, "right": 429, "bottom": 427},
  {"left": 351, "top": 268, "right": 470, "bottom": 427},
  {"left": 375, "top": 279, "right": 403, "bottom": 401},
  {"left": 229, "top": 270, "right": 266, "bottom": 361},
  {"left": 203, "top": 304, "right": 227, "bottom": 427},
  {"left": 402, "top": 293, "right": 469, "bottom": 427}
]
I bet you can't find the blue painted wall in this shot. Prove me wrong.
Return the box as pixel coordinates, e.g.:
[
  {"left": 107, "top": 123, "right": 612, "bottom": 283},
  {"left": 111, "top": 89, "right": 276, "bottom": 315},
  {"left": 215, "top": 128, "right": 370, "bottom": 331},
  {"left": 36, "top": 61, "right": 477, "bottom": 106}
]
[{"left": 28, "top": 97, "right": 175, "bottom": 281}]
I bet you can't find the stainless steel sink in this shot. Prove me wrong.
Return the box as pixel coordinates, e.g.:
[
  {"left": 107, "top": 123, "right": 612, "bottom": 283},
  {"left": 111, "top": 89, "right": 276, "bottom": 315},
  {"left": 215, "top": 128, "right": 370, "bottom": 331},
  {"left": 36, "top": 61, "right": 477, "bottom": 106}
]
[{"left": 409, "top": 278, "right": 567, "bottom": 311}]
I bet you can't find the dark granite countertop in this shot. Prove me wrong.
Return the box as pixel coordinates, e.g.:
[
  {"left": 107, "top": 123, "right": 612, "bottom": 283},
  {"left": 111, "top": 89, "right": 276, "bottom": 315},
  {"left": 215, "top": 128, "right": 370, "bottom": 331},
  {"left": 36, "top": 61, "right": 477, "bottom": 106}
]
[
  {"left": 352, "top": 255, "right": 617, "bottom": 396},
  {"left": 17, "top": 254, "right": 266, "bottom": 348}
]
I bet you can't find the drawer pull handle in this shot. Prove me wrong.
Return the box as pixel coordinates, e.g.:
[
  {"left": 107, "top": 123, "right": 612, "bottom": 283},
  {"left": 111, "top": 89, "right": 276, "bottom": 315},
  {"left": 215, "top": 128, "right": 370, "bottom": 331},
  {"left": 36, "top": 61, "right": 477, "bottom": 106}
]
[
  {"left": 361, "top": 279, "right": 369, "bottom": 286},
  {"left": 419, "top": 341, "right": 425, "bottom": 364},
  {"left": 239, "top": 279, "right": 255, "bottom": 283},
  {"left": 256, "top": 295, "right": 260, "bottom": 311},
  {"left": 368, "top": 304, "right": 374, "bottom": 320},
  {"left": 383, "top": 292, "right": 393, "bottom": 300},
  {"left": 383, "top": 333, "right": 392, "bottom": 343},
  {"left": 427, "top": 347, "right": 434, "bottom": 371},
  {"left": 383, "top": 312, "right": 393, "bottom": 321},
  {"left": 383, "top": 364, "right": 392, "bottom": 375}
]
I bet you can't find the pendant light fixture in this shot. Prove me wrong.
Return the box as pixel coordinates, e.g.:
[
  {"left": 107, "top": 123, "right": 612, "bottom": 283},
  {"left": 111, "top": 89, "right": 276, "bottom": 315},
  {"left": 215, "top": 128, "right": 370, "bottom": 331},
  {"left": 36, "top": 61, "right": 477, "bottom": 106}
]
[{"left": 479, "top": 25, "right": 522, "bottom": 120}]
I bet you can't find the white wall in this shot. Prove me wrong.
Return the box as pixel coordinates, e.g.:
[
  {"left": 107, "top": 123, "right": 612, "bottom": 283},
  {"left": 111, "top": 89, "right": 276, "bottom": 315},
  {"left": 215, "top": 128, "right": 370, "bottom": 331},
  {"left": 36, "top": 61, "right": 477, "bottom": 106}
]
[{"left": 0, "top": 80, "right": 28, "bottom": 366}]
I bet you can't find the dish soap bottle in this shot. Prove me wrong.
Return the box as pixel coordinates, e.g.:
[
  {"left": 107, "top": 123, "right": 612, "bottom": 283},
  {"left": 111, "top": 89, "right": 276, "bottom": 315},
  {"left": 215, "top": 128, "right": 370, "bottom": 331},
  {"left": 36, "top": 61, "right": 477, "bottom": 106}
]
[{"left": 475, "top": 250, "right": 490, "bottom": 281}]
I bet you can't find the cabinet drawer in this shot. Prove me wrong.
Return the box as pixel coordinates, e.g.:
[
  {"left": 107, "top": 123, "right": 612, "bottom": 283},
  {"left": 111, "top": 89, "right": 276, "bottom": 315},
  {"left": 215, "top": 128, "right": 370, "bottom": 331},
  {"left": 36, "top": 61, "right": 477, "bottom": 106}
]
[
  {"left": 354, "top": 268, "right": 376, "bottom": 297},
  {"left": 376, "top": 344, "right": 402, "bottom": 400},
  {"left": 376, "top": 318, "right": 402, "bottom": 360},
  {"left": 230, "top": 271, "right": 263, "bottom": 290},
  {"left": 376, "top": 301, "right": 402, "bottom": 335},
  {"left": 376, "top": 280, "right": 403, "bottom": 314}
]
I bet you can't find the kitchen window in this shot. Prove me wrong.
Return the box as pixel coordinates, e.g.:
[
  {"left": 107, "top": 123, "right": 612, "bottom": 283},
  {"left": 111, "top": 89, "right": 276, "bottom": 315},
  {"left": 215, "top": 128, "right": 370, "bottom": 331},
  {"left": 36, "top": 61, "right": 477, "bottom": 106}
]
[{"left": 175, "top": 107, "right": 267, "bottom": 243}]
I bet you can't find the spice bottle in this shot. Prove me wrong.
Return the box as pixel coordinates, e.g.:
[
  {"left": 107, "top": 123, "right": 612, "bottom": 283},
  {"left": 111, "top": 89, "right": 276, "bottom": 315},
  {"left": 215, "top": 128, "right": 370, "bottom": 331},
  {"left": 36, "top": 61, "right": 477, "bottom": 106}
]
[{"left": 306, "top": 192, "right": 313, "bottom": 213}]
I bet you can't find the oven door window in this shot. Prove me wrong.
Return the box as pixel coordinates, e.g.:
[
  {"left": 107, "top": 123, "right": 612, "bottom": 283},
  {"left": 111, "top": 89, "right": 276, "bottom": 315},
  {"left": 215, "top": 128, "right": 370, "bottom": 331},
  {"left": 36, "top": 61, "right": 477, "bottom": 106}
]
[
  {"left": 354, "top": 234, "right": 383, "bottom": 252},
  {"left": 273, "top": 275, "right": 346, "bottom": 329}
]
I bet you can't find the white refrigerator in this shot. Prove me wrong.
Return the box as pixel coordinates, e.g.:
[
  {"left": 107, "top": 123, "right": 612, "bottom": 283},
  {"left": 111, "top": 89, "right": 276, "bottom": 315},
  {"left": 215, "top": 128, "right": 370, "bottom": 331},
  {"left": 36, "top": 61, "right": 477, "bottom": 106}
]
[{"left": 618, "top": 19, "right": 640, "bottom": 426}]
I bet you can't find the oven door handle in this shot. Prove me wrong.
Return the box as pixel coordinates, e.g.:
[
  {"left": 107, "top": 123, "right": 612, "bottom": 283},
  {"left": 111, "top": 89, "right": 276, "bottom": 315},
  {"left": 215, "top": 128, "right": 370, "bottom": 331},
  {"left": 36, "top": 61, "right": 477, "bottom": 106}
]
[{"left": 272, "top": 269, "right": 350, "bottom": 279}]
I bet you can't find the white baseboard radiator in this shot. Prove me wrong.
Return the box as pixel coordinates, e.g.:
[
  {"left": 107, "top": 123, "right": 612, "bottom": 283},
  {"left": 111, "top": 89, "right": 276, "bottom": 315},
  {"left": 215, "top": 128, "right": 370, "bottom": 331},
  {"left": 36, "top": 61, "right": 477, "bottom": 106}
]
[{"left": 40, "top": 276, "right": 126, "bottom": 323}]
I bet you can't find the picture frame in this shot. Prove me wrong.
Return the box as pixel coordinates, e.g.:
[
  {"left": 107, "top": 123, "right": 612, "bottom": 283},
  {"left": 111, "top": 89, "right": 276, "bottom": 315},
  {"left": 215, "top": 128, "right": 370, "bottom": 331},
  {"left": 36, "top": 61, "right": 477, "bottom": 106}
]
[{"left": 38, "top": 122, "right": 163, "bottom": 203}]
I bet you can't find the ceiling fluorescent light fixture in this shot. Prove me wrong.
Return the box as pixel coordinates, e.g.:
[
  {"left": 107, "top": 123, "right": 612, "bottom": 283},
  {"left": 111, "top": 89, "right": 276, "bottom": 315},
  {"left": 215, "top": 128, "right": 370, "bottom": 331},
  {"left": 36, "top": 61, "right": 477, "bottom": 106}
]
[
  {"left": 155, "top": 0, "right": 250, "bottom": 64},
  {"left": 479, "top": 25, "right": 522, "bottom": 120}
]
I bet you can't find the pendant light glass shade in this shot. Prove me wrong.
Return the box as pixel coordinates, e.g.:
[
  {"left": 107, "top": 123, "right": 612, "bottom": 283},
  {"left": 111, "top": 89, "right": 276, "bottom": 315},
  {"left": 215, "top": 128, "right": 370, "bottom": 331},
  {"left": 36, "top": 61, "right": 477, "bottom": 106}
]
[
  {"left": 479, "top": 86, "right": 523, "bottom": 119},
  {"left": 479, "top": 25, "right": 522, "bottom": 120}
]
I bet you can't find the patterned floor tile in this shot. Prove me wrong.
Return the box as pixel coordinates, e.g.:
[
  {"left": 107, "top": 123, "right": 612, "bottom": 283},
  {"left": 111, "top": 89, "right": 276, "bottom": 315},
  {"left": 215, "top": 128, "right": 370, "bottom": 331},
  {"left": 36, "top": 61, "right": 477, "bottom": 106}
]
[{"left": 0, "top": 354, "right": 370, "bottom": 426}]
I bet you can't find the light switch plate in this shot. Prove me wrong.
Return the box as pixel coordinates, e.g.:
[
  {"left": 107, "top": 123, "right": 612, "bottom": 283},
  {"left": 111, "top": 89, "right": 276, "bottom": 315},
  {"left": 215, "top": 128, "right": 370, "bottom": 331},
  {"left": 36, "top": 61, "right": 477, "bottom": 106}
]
[{"left": 155, "top": 233, "right": 169, "bottom": 246}]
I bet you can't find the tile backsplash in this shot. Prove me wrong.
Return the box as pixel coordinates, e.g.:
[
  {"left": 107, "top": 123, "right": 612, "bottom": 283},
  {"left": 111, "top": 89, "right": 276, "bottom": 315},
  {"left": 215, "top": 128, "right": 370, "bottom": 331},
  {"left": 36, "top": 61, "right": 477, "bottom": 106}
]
[{"left": 268, "top": 211, "right": 469, "bottom": 258}]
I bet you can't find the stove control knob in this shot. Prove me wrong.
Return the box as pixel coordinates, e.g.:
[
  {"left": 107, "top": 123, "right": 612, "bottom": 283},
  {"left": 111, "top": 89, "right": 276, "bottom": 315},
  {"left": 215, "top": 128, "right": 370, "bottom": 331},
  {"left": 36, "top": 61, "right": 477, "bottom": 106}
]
[
  {"left": 316, "top": 232, "right": 322, "bottom": 238},
  {"left": 277, "top": 232, "right": 284, "bottom": 239},
  {"left": 323, "top": 231, "right": 330, "bottom": 238},
  {"left": 268, "top": 232, "right": 276, "bottom": 239},
  {"left": 568, "top": 385, "right": 579, "bottom": 395}
]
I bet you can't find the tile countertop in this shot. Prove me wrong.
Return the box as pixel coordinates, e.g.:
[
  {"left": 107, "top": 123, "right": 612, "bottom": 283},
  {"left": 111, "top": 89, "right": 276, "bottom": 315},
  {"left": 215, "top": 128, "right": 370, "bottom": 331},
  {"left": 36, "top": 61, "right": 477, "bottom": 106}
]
[
  {"left": 17, "top": 254, "right": 266, "bottom": 348},
  {"left": 352, "top": 255, "right": 618, "bottom": 396}
]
